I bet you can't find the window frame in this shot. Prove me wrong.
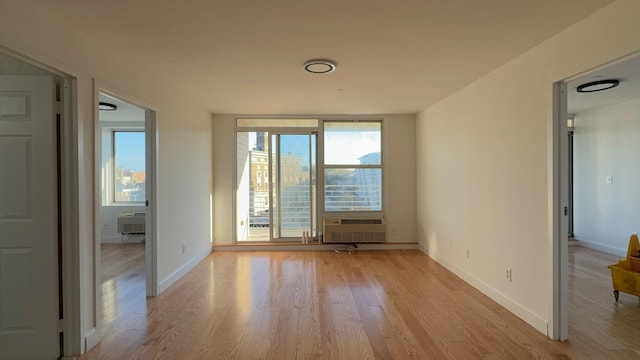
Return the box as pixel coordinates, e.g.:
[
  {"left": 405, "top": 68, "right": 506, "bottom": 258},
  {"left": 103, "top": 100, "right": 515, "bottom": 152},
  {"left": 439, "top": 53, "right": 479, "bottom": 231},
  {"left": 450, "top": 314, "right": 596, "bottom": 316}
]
[
  {"left": 320, "top": 119, "right": 384, "bottom": 214},
  {"left": 112, "top": 129, "right": 146, "bottom": 204}
]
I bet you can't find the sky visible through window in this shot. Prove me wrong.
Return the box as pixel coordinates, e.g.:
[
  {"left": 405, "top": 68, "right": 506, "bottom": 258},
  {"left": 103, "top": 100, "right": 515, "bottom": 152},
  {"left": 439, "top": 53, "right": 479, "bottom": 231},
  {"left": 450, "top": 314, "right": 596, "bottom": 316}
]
[
  {"left": 324, "top": 121, "right": 381, "bottom": 165},
  {"left": 115, "top": 132, "right": 145, "bottom": 171},
  {"left": 324, "top": 130, "right": 380, "bottom": 165},
  {"left": 114, "top": 131, "right": 146, "bottom": 203}
]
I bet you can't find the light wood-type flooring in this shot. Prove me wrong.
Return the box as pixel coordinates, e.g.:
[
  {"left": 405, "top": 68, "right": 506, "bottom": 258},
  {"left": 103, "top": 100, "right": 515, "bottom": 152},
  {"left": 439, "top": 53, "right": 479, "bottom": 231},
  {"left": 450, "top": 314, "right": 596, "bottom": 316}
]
[
  {"left": 82, "top": 244, "right": 640, "bottom": 359},
  {"left": 567, "top": 246, "right": 640, "bottom": 359}
]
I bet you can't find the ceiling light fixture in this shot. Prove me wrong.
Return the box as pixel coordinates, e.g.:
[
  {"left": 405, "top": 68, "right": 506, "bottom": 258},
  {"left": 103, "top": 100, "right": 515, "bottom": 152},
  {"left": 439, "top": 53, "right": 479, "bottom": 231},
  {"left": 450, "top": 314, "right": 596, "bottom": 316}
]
[
  {"left": 99, "top": 101, "right": 118, "bottom": 111},
  {"left": 303, "top": 59, "right": 337, "bottom": 74},
  {"left": 576, "top": 79, "right": 620, "bottom": 93}
]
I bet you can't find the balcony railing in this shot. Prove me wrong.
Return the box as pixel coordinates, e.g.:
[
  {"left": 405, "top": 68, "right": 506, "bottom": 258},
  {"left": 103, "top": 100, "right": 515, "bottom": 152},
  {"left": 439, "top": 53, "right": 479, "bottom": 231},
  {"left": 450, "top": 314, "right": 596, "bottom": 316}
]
[
  {"left": 240, "top": 183, "right": 381, "bottom": 241},
  {"left": 324, "top": 184, "right": 381, "bottom": 211}
]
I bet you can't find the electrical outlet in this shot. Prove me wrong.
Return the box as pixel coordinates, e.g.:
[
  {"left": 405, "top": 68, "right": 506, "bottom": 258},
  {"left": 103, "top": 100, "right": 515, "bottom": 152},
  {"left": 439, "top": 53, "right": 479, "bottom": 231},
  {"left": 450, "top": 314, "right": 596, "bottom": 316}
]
[
  {"left": 102, "top": 223, "right": 108, "bottom": 230},
  {"left": 506, "top": 268, "right": 512, "bottom": 282}
]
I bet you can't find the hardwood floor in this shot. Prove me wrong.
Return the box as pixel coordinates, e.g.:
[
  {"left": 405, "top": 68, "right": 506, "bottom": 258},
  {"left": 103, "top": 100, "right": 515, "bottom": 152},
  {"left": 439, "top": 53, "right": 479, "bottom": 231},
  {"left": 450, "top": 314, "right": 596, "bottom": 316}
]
[
  {"left": 99, "top": 243, "right": 146, "bottom": 338},
  {"left": 568, "top": 246, "right": 640, "bottom": 359},
  {"left": 83, "top": 245, "right": 640, "bottom": 359}
]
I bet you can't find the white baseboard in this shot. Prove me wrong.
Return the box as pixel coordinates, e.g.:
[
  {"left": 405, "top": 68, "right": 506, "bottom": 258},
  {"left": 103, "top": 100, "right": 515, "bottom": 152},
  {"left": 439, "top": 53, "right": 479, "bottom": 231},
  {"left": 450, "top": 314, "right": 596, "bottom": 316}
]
[
  {"left": 213, "top": 242, "right": 419, "bottom": 251},
  {"left": 418, "top": 241, "right": 428, "bottom": 254},
  {"left": 84, "top": 327, "right": 100, "bottom": 353},
  {"left": 158, "top": 245, "right": 212, "bottom": 294},
  {"left": 417, "top": 247, "right": 548, "bottom": 335},
  {"left": 101, "top": 235, "right": 145, "bottom": 243},
  {"left": 576, "top": 239, "right": 625, "bottom": 257}
]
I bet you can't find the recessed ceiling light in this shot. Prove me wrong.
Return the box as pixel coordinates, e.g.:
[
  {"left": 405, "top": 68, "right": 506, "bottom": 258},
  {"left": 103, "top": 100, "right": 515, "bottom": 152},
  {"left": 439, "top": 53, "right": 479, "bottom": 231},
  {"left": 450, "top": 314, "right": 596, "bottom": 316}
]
[
  {"left": 99, "top": 101, "right": 118, "bottom": 111},
  {"left": 577, "top": 79, "right": 620, "bottom": 93},
  {"left": 304, "top": 59, "right": 337, "bottom": 74}
]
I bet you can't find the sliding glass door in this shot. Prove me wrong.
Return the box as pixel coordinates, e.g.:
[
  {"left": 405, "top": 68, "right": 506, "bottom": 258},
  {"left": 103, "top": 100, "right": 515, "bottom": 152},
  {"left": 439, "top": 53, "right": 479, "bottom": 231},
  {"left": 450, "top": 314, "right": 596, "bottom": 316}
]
[{"left": 236, "top": 131, "right": 316, "bottom": 242}]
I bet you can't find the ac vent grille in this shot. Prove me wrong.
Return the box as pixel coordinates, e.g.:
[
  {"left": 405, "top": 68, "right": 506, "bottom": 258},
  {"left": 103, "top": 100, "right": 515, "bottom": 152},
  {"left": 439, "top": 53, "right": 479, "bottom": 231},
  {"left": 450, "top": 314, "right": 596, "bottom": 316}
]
[
  {"left": 117, "top": 211, "right": 146, "bottom": 234},
  {"left": 341, "top": 219, "right": 383, "bottom": 225},
  {"left": 323, "top": 217, "right": 386, "bottom": 244}
]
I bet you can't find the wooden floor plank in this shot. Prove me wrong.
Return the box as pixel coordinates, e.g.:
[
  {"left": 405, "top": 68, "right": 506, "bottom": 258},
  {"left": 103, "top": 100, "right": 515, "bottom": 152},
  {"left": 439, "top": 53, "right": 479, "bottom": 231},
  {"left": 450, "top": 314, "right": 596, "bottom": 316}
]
[{"left": 82, "top": 245, "right": 640, "bottom": 359}]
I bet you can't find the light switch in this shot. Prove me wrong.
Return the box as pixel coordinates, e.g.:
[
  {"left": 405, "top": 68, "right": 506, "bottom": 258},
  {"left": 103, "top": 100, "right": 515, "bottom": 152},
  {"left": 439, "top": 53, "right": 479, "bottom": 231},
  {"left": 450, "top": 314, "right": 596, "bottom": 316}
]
[{"left": 606, "top": 175, "right": 613, "bottom": 184}]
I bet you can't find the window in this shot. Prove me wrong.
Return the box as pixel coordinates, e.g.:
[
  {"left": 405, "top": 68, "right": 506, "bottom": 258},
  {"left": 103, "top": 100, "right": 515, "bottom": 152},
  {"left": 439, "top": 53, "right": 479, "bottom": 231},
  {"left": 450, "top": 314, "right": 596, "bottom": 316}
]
[
  {"left": 324, "top": 121, "right": 382, "bottom": 212},
  {"left": 114, "top": 131, "right": 146, "bottom": 203}
]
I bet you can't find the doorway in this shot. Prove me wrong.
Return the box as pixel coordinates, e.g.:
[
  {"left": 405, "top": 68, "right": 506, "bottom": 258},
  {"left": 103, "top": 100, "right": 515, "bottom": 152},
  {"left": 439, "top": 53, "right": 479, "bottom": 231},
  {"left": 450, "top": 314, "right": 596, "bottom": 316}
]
[
  {"left": 553, "top": 52, "right": 640, "bottom": 342},
  {"left": 94, "top": 89, "right": 158, "bottom": 337},
  {"left": 236, "top": 131, "right": 317, "bottom": 242}
]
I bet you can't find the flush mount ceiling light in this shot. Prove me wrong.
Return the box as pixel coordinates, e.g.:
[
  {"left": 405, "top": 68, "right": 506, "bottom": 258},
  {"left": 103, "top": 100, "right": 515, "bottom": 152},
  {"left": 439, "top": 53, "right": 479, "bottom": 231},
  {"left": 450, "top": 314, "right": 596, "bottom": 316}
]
[
  {"left": 303, "top": 59, "right": 337, "bottom": 74},
  {"left": 577, "top": 79, "right": 620, "bottom": 93},
  {"left": 99, "top": 101, "right": 118, "bottom": 111}
]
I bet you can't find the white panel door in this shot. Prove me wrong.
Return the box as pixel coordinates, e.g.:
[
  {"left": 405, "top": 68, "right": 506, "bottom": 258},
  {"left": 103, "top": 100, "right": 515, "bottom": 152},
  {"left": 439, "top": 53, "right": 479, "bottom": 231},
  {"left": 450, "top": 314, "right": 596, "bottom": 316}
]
[{"left": 0, "top": 76, "right": 58, "bottom": 359}]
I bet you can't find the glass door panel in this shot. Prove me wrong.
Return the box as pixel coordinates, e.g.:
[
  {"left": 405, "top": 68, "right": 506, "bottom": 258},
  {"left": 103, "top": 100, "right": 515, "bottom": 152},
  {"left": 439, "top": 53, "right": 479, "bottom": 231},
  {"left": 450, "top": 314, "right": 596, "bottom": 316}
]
[
  {"left": 236, "top": 131, "right": 270, "bottom": 241},
  {"left": 272, "top": 134, "right": 315, "bottom": 240},
  {"left": 236, "top": 131, "right": 317, "bottom": 242}
]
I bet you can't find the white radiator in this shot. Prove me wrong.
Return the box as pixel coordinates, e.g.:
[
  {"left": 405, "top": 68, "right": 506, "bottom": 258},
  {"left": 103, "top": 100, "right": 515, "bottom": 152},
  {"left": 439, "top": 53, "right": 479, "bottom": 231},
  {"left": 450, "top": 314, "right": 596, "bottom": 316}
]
[
  {"left": 323, "top": 217, "right": 386, "bottom": 243},
  {"left": 117, "top": 210, "right": 146, "bottom": 234}
]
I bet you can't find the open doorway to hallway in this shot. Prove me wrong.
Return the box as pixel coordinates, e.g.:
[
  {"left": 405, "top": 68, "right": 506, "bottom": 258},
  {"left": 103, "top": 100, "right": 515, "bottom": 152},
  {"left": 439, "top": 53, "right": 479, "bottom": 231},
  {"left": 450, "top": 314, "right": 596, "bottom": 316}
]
[
  {"left": 96, "top": 91, "right": 157, "bottom": 339},
  {"left": 558, "top": 52, "right": 640, "bottom": 355}
]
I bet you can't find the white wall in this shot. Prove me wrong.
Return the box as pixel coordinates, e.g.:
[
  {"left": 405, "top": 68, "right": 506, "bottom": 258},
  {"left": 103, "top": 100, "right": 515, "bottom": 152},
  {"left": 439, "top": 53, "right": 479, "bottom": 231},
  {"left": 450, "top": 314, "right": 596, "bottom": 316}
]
[
  {"left": 212, "top": 114, "right": 417, "bottom": 245},
  {"left": 0, "top": 1, "right": 212, "bottom": 354},
  {"left": 416, "top": 0, "right": 640, "bottom": 335},
  {"left": 384, "top": 114, "right": 418, "bottom": 242},
  {"left": 573, "top": 98, "right": 640, "bottom": 256}
]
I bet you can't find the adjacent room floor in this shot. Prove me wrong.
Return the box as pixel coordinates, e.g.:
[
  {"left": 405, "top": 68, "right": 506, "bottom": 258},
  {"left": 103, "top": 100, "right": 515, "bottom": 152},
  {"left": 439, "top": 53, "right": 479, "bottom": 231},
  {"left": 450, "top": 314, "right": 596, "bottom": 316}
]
[
  {"left": 99, "top": 243, "right": 146, "bottom": 341},
  {"left": 83, "top": 245, "right": 640, "bottom": 359},
  {"left": 567, "top": 246, "right": 640, "bottom": 358}
]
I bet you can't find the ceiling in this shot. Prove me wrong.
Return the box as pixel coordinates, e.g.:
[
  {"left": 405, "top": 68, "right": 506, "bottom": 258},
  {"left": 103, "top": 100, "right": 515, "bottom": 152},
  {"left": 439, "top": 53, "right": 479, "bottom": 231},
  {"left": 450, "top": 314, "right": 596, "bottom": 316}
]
[
  {"left": 99, "top": 94, "right": 145, "bottom": 123},
  {"left": 567, "top": 53, "right": 640, "bottom": 114},
  {"left": 32, "top": 0, "right": 614, "bottom": 114}
]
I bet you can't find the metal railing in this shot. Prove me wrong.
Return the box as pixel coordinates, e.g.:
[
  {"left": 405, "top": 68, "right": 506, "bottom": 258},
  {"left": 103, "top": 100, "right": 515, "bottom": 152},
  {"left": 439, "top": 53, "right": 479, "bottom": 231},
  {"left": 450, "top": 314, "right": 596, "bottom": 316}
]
[
  {"left": 241, "top": 183, "right": 381, "bottom": 240},
  {"left": 324, "top": 184, "right": 382, "bottom": 211}
]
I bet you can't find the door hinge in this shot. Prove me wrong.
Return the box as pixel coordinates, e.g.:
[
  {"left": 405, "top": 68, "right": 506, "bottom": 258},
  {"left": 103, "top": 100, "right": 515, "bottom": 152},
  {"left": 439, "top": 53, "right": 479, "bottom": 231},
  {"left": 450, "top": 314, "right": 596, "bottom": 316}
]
[
  {"left": 57, "top": 319, "right": 64, "bottom": 333},
  {"left": 55, "top": 101, "right": 62, "bottom": 115}
]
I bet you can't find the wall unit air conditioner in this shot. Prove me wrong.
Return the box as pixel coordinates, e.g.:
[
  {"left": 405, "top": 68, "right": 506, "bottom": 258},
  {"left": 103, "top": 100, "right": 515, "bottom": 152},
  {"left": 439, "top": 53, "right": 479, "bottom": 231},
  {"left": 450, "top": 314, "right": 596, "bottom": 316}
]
[
  {"left": 117, "top": 210, "right": 146, "bottom": 234},
  {"left": 323, "top": 217, "right": 386, "bottom": 243}
]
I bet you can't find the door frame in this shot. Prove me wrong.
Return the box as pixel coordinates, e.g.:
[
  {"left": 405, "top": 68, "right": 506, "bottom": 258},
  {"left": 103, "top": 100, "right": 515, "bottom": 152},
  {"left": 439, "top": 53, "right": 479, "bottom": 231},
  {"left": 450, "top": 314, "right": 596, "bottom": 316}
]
[
  {"left": 233, "top": 125, "right": 319, "bottom": 243},
  {"left": 551, "top": 81, "right": 569, "bottom": 341},
  {"left": 0, "top": 46, "right": 82, "bottom": 358},
  {"left": 92, "top": 83, "right": 159, "bottom": 340},
  {"left": 551, "top": 51, "right": 640, "bottom": 341}
]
